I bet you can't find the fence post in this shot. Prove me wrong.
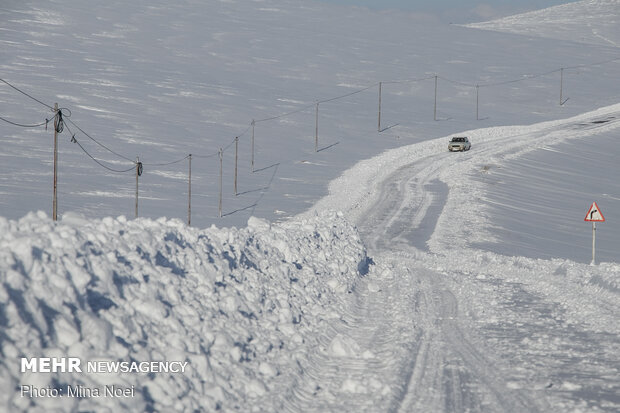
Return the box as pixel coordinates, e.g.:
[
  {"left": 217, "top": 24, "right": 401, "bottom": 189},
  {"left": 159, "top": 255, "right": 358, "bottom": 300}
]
[
  {"left": 187, "top": 154, "right": 192, "bottom": 226},
  {"left": 378, "top": 81, "right": 382, "bottom": 132},
  {"left": 315, "top": 102, "right": 319, "bottom": 152},
  {"left": 219, "top": 148, "right": 223, "bottom": 218},
  {"left": 52, "top": 103, "right": 59, "bottom": 221}
]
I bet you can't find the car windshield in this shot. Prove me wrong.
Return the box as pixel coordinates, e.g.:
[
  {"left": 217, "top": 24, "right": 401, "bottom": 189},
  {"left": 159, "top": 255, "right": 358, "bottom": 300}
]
[{"left": 451, "top": 138, "right": 465, "bottom": 142}]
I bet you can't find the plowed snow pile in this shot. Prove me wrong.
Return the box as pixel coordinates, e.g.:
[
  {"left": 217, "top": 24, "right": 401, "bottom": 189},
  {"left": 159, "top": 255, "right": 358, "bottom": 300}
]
[{"left": 0, "top": 211, "right": 370, "bottom": 412}]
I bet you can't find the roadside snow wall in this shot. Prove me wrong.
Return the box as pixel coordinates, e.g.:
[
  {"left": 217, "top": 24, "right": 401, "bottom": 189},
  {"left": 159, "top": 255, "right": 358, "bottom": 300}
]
[{"left": 0, "top": 210, "right": 370, "bottom": 412}]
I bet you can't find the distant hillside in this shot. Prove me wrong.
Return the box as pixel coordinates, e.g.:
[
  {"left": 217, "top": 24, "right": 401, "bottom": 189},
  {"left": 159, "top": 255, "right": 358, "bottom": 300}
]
[{"left": 466, "top": 0, "right": 620, "bottom": 47}]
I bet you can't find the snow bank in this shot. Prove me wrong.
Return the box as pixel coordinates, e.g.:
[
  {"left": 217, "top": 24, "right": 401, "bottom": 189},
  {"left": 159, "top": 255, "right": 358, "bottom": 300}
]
[
  {"left": 0, "top": 210, "right": 370, "bottom": 412},
  {"left": 419, "top": 249, "right": 620, "bottom": 335}
]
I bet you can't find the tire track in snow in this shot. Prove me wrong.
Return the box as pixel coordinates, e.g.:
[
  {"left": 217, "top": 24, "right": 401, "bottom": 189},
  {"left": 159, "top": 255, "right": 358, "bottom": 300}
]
[
  {"left": 279, "top": 260, "right": 420, "bottom": 412},
  {"left": 290, "top": 107, "right": 620, "bottom": 412},
  {"left": 359, "top": 111, "right": 620, "bottom": 411}
]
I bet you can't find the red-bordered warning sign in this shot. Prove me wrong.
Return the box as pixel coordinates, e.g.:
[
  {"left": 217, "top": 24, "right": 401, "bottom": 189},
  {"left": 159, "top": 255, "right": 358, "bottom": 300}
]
[{"left": 584, "top": 202, "right": 605, "bottom": 222}]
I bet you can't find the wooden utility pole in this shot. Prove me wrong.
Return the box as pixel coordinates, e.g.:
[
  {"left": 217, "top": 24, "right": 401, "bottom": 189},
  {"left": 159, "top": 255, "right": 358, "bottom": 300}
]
[
  {"left": 434, "top": 75, "right": 438, "bottom": 121},
  {"left": 219, "top": 148, "right": 223, "bottom": 218},
  {"left": 476, "top": 85, "right": 480, "bottom": 120},
  {"left": 378, "top": 81, "right": 382, "bottom": 132},
  {"left": 135, "top": 156, "right": 140, "bottom": 218},
  {"left": 52, "top": 103, "right": 59, "bottom": 221},
  {"left": 315, "top": 103, "right": 319, "bottom": 152},
  {"left": 560, "top": 68, "right": 565, "bottom": 106},
  {"left": 187, "top": 154, "right": 192, "bottom": 226},
  {"left": 234, "top": 136, "right": 238, "bottom": 196},
  {"left": 251, "top": 120, "right": 255, "bottom": 172}
]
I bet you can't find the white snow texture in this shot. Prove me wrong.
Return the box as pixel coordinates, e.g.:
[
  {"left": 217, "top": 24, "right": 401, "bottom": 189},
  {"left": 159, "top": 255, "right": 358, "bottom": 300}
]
[{"left": 2, "top": 0, "right": 620, "bottom": 412}]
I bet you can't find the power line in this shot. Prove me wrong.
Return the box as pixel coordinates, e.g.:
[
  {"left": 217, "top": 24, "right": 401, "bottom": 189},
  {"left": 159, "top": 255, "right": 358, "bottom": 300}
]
[
  {"left": 66, "top": 118, "right": 134, "bottom": 162},
  {"left": 438, "top": 75, "right": 476, "bottom": 88},
  {"left": 142, "top": 154, "right": 190, "bottom": 167},
  {"left": 0, "top": 115, "right": 49, "bottom": 128},
  {"left": 479, "top": 68, "right": 562, "bottom": 88},
  {"left": 382, "top": 75, "right": 436, "bottom": 85},
  {"left": 254, "top": 102, "right": 317, "bottom": 124},
  {"left": 563, "top": 56, "right": 620, "bottom": 71},
  {"left": 318, "top": 83, "right": 378, "bottom": 104},
  {"left": 237, "top": 122, "right": 253, "bottom": 139},
  {"left": 0, "top": 77, "right": 54, "bottom": 110},
  {"left": 192, "top": 151, "right": 220, "bottom": 159},
  {"left": 254, "top": 83, "right": 378, "bottom": 124},
  {"left": 5, "top": 53, "right": 620, "bottom": 176},
  {"left": 70, "top": 136, "right": 136, "bottom": 173},
  {"left": 222, "top": 136, "right": 237, "bottom": 153},
  {"left": 65, "top": 122, "right": 136, "bottom": 173}
]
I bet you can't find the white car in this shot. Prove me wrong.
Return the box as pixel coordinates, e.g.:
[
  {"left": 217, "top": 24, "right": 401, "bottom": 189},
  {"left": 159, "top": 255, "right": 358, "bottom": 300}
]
[{"left": 448, "top": 136, "right": 471, "bottom": 152}]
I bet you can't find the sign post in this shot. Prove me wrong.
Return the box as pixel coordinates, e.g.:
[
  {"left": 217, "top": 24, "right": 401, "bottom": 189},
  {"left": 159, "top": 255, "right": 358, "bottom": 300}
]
[{"left": 584, "top": 202, "right": 605, "bottom": 265}]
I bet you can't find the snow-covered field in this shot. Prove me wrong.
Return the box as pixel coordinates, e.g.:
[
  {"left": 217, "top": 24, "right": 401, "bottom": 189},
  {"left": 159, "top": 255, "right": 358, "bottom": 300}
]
[{"left": 1, "top": 0, "right": 620, "bottom": 411}]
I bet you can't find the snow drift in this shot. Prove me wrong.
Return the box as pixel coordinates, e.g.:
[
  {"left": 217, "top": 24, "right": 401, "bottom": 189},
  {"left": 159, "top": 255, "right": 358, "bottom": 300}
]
[{"left": 0, "top": 210, "right": 371, "bottom": 412}]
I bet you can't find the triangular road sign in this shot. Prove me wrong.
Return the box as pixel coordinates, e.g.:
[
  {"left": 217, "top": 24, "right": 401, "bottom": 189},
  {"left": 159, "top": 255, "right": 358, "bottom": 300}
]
[{"left": 584, "top": 202, "right": 605, "bottom": 222}]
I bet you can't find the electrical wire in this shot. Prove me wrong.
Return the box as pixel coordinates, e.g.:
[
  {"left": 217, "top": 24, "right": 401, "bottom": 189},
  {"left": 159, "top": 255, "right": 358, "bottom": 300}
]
[
  {"left": 254, "top": 102, "right": 317, "bottom": 124},
  {"left": 65, "top": 122, "right": 136, "bottom": 172},
  {"left": 70, "top": 136, "right": 137, "bottom": 173},
  {"left": 0, "top": 77, "right": 54, "bottom": 110},
  {"left": 192, "top": 151, "right": 220, "bottom": 159},
  {"left": 222, "top": 136, "right": 238, "bottom": 153},
  {"left": 382, "top": 75, "right": 436, "bottom": 85},
  {"left": 254, "top": 83, "right": 378, "bottom": 124},
  {"left": 438, "top": 75, "right": 476, "bottom": 88},
  {"left": 318, "top": 83, "right": 378, "bottom": 104},
  {"left": 141, "top": 154, "right": 190, "bottom": 167},
  {"left": 4, "top": 54, "right": 620, "bottom": 173},
  {"left": 0, "top": 115, "right": 49, "bottom": 128},
  {"left": 478, "top": 68, "right": 562, "bottom": 88},
  {"left": 66, "top": 118, "right": 134, "bottom": 162}
]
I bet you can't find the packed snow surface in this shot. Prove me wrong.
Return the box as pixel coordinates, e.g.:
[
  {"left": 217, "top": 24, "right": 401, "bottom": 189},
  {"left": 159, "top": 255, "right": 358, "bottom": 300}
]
[{"left": 1, "top": 0, "right": 620, "bottom": 412}]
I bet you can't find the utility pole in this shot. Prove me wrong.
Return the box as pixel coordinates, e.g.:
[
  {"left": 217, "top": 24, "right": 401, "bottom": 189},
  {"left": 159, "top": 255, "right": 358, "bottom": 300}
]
[
  {"left": 378, "top": 81, "right": 382, "bottom": 132},
  {"left": 434, "top": 75, "right": 438, "bottom": 121},
  {"left": 219, "top": 148, "right": 223, "bottom": 218},
  {"left": 135, "top": 156, "right": 142, "bottom": 218},
  {"left": 251, "top": 120, "right": 255, "bottom": 172},
  {"left": 234, "top": 136, "right": 238, "bottom": 196},
  {"left": 52, "top": 103, "right": 59, "bottom": 221},
  {"left": 560, "top": 68, "right": 565, "bottom": 105},
  {"left": 476, "top": 85, "right": 480, "bottom": 120},
  {"left": 187, "top": 154, "right": 192, "bottom": 226},
  {"left": 315, "top": 102, "right": 319, "bottom": 152}
]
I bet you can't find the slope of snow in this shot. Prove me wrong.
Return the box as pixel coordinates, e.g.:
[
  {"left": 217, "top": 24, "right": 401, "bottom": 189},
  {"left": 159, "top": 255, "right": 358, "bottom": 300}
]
[
  {"left": 466, "top": 0, "right": 620, "bottom": 47},
  {"left": 0, "top": 210, "right": 371, "bottom": 412},
  {"left": 300, "top": 103, "right": 620, "bottom": 411},
  {"left": 2, "top": 0, "right": 620, "bottom": 411},
  {"left": 2, "top": 0, "right": 620, "bottom": 228}
]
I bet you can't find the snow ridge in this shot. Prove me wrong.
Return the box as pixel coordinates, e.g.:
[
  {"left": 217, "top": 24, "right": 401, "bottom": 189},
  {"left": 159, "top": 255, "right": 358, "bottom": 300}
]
[{"left": 0, "top": 210, "right": 370, "bottom": 412}]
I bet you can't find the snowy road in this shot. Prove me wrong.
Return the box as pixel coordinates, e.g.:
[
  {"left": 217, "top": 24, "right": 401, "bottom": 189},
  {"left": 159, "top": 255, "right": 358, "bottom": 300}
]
[{"left": 294, "top": 106, "right": 620, "bottom": 412}]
